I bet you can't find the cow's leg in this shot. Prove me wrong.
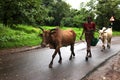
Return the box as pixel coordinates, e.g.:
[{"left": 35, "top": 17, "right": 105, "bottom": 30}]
[
  {"left": 102, "top": 45, "right": 105, "bottom": 50},
  {"left": 69, "top": 44, "right": 75, "bottom": 60},
  {"left": 86, "top": 50, "right": 89, "bottom": 61},
  {"left": 101, "top": 39, "right": 105, "bottom": 51},
  {"left": 49, "top": 47, "right": 59, "bottom": 68},
  {"left": 58, "top": 50, "right": 62, "bottom": 64},
  {"left": 107, "top": 38, "right": 111, "bottom": 49}
]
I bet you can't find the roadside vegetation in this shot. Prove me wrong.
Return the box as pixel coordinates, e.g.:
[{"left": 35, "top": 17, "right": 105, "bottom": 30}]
[
  {"left": 0, "top": 24, "right": 120, "bottom": 49},
  {"left": 0, "top": 24, "right": 41, "bottom": 49},
  {"left": 0, "top": 0, "right": 119, "bottom": 49}
]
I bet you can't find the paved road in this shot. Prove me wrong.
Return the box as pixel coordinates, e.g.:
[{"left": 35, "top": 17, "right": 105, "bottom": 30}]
[{"left": 0, "top": 37, "right": 120, "bottom": 80}]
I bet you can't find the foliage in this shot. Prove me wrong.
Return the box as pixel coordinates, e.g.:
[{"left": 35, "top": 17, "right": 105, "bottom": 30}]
[
  {"left": 11, "top": 25, "right": 40, "bottom": 33},
  {"left": 51, "top": 0, "right": 71, "bottom": 26},
  {"left": 0, "top": 24, "right": 120, "bottom": 49},
  {"left": 61, "top": 9, "right": 87, "bottom": 27},
  {"left": 60, "top": 0, "right": 96, "bottom": 27},
  {"left": 0, "top": 0, "right": 120, "bottom": 31},
  {"left": 95, "top": 0, "right": 120, "bottom": 30},
  {"left": 0, "top": 0, "right": 47, "bottom": 26},
  {"left": 0, "top": 0, "right": 120, "bottom": 49},
  {"left": 0, "top": 24, "right": 41, "bottom": 49}
]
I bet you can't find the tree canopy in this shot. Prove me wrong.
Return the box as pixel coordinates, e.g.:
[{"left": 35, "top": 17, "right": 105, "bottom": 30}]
[
  {"left": 0, "top": 0, "right": 119, "bottom": 30},
  {"left": 95, "top": 0, "right": 120, "bottom": 28}
]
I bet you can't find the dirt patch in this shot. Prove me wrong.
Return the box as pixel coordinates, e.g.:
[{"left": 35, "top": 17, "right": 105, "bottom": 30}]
[{"left": 82, "top": 52, "right": 120, "bottom": 80}]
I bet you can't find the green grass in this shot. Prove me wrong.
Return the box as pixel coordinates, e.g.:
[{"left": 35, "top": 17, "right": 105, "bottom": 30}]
[
  {"left": 0, "top": 24, "right": 120, "bottom": 49},
  {"left": 113, "top": 31, "right": 120, "bottom": 36},
  {"left": 0, "top": 24, "right": 41, "bottom": 49}
]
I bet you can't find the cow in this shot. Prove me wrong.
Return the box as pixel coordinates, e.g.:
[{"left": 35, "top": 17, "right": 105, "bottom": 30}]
[
  {"left": 99, "top": 27, "right": 112, "bottom": 51},
  {"left": 39, "top": 27, "right": 76, "bottom": 68}
]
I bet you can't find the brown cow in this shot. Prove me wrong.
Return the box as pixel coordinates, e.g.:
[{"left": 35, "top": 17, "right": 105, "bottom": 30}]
[{"left": 39, "top": 27, "right": 76, "bottom": 68}]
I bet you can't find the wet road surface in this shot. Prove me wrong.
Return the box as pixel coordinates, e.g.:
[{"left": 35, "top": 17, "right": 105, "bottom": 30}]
[{"left": 0, "top": 37, "right": 120, "bottom": 80}]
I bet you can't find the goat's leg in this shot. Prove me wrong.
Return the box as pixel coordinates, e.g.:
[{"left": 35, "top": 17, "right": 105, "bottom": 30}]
[
  {"left": 58, "top": 50, "right": 62, "bottom": 64},
  {"left": 69, "top": 44, "right": 75, "bottom": 60},
  {"left": 49, "top": 47, "right": 59, "bottom": 68}
]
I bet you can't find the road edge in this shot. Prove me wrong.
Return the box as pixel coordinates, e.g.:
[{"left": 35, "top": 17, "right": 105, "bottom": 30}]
[{"left": 81, "top": 50, "right": 120, "bottom": 80}]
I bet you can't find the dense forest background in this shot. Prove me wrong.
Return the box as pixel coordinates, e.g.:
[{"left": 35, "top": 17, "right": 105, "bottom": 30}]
[{"left": 0, "top": 0, "right": 120, "bottom": 30}]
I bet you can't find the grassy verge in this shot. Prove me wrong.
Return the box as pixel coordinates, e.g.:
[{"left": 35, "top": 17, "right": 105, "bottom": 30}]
[
  {"left": 0, "top": 24, "right": 120, "bottom": 49},
  {"left": 0, "top": 24, "right": 41, "bottom": 49}
]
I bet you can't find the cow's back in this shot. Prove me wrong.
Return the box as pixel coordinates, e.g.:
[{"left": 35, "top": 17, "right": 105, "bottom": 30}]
[
  {"left": 61, "top": 29, "right": 76, "bottom": 46},
  {"left": 49, "top": 28, "right": 76, "bottom": 47},
  {"left": 106, "top": 28, "right": 112, "bottom": 38}
]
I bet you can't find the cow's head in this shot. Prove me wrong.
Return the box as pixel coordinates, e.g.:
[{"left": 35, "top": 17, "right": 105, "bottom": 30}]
[
  {"left": 39, "top": 28, "right": 50, "bottom": 47},
  {"left": 99, "top": 27, "right": 107, "bottom": 39},
  {"left": 39, "top": 27, "right": 57, "bottom": 48}
]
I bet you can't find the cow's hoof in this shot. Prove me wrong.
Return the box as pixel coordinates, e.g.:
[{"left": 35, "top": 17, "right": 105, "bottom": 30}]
[
  {"left": 69, "top": 56, "right": 72, "bottom": 60},
  {"left": 107, "top": 45, "right": 110, "bottom": 49},
  {"left": 73, "top": 53, "right": 75, "bottom": 56},
  {"left": 69, "top": 58, "right": 72, "bottom": 60},
  {"left": 49, "top": 64, "right": 53, "bottom": 68},
  {"left": 101, "top": 49, "right": 104, "bottom": 52},
  {"left": 88, "top": 54, "right": 92, "bottom": 57},
  {"left": 103, "top": 47, "right": 105, "bottom": 50},
  {"left": 58, "top": 60, "right": 62, "bottom": 64},
  {"left": 85, "top": 57, "right": 88, "bottom": 61},
  {"left": 88, "top": 55, "right": 92, "bottom": 58}
]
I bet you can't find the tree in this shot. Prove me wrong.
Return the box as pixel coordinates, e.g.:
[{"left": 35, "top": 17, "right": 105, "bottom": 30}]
[
  {"left": 95, "top": 0, "right": 120, "bottom": 29},
  {"left": 0, "top": 0, "right": 48, "bottom": 27},
  {"left": 0, "top": 0, "right": 22, "bottom": 26},
  {"left": 52, "top": 0, "right": 71, "bottom": 26},
  {"left": 60, "top": 9, "right": 77, "bottom": 27},
  {"left": 41, "top": 0, "right": 55, "bottom": 26},
  {"left": 60, "top": 1, "right": 96, "bottom": 27}
]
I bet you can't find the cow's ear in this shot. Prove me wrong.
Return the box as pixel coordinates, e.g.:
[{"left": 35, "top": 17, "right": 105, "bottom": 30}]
[
  {"left": 99, "top": 30, "right": 102, "bottom": 33},
  {"left": 39, "top": 34, "right": 43, "bottom": 37}
]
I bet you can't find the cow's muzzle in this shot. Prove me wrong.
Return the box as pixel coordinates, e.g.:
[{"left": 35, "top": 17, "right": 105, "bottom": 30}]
[{"left": 41, "top": 43, "right": 46, "bottom": 48}]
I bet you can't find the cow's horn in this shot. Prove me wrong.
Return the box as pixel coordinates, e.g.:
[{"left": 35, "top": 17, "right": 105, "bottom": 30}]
[
  {"left": 50, "top": 28, "right": 56, "bottom": 32},
  {"left": 50, "top": 27, "right": 59, "bottom": 32},
  {"left": 50, "top": 28, "right": 58, "bottom": 34},
  {"left": 39, "top": 27, "right": 44, "bottom": 32}
]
